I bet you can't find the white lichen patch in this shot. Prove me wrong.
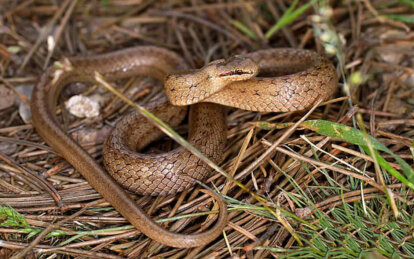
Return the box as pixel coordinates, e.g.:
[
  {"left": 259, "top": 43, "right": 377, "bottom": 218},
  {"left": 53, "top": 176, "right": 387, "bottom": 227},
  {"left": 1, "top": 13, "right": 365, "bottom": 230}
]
[{"left": 66, "top": 95, "right": 100, "bottom": 118}]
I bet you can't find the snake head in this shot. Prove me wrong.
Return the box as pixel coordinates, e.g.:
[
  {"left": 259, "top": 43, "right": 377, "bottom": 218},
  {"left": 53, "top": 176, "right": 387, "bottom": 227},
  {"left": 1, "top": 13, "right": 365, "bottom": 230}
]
[
  {"left": 164, "top": 56, "right": 259, "bottom": 106},
  {"left": 205, "top": 56, "right": 259, "bottom": 83}
]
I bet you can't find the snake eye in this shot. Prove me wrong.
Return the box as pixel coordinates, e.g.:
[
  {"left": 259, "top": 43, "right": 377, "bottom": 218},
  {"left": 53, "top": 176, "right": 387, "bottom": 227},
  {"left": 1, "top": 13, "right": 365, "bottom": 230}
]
[
  {"left": 218, "top": 70, "right": 252, "bottom": 77},
  {"left": 235, "top": 69, "right": 249, "bottom": 75}
]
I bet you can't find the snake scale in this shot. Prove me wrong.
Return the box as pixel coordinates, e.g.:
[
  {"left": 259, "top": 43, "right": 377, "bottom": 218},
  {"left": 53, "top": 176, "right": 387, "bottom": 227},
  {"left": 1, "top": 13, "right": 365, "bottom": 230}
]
[{"left": 31, "top": 46, "right": 337, "bottom": 248}]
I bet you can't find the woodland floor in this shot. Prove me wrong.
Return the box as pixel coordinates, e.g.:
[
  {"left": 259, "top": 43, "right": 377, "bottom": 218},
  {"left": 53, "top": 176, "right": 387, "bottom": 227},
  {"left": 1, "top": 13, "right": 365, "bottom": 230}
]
[{"left": 0, "top": 0, "right": 414, "bottom": 258}]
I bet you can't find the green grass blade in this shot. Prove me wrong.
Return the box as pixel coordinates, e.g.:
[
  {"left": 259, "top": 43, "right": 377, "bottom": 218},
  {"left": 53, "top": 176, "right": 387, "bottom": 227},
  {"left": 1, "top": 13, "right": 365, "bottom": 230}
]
[
  {"left": 411, "top": 140, "right": 414, "bottom": 161},
  {"left": 399, "top": 0, "right": 414, "bottom": 9},
  {"left": 265, "top": 0, "right": 316, "bottom": 39},
  {"left": 300, "top": 120, "right": 414, "bottom": 189},
  {"left": 228, "top": 19, "right": 257, "bottom": 40},
  {"left": 384, "top": 14, "right": 414, "bottom": 24},
  {"left": 0, "top": 205, "right": 29, "bottom": 228}
]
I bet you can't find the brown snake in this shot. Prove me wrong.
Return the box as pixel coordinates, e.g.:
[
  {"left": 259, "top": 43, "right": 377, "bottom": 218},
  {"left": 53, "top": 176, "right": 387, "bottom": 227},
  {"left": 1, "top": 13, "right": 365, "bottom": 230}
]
[{"left": 31, "top": 46, "right": 337, "bottom": 248}]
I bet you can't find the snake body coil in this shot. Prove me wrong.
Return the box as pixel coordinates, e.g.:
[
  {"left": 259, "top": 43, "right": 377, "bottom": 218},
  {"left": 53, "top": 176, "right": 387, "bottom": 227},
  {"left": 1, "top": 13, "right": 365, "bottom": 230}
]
[{"left": 31, "top": 46, "right": 337, "bottom": 248}]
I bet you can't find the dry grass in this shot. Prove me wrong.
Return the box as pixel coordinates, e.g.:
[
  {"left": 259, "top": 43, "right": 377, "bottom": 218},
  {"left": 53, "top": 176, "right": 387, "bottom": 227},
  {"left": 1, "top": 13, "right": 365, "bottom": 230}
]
[{"left": 0, "top": 0, "right": 413, "bottom": 258}]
